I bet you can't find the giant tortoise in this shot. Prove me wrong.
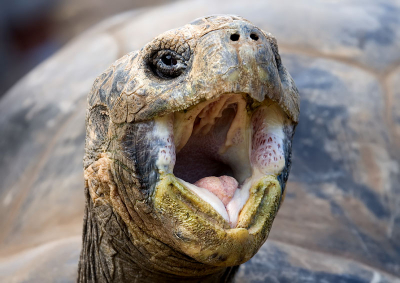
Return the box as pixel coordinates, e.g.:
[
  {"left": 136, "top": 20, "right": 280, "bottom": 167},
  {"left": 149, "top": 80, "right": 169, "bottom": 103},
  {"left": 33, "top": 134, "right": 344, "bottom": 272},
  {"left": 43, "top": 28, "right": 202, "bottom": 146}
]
[{"left": 1, "top": 0, "right": 400, "bottom": 282}]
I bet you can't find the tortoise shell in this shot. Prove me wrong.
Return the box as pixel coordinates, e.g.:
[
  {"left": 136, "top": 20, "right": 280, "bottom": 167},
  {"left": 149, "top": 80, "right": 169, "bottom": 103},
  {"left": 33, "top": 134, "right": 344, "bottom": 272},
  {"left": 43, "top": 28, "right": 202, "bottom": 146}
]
[{"left": 0, "top": 1, "right": 399, "bottom": 282}]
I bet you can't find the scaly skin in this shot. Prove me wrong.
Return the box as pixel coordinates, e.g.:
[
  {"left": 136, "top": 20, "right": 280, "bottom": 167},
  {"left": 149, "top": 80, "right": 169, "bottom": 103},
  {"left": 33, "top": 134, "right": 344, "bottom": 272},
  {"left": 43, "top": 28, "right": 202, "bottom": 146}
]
[{"left": 78, "top": 15, "right": 299, "bottom": 282}]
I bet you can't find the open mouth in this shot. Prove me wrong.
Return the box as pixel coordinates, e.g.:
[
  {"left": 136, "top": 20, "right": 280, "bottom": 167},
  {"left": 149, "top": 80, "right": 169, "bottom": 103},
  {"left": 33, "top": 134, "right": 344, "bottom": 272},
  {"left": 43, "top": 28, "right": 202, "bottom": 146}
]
[{"left": 153, "top": 93, "right": 287, "bottom": 228}]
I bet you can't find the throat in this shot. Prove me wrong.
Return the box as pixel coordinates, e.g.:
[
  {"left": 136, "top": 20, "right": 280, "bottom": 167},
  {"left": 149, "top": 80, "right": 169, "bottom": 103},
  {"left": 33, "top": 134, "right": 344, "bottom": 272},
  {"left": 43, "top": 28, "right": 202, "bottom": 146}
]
[
  {"left": 173, "top": 96, "right": 251, "bottom": 226},
  {"left": 174, "top": 107, "right": 239, "bottom": 183},
  {"left": 173, "top": 104, "right": 247, "bottom": 211}
]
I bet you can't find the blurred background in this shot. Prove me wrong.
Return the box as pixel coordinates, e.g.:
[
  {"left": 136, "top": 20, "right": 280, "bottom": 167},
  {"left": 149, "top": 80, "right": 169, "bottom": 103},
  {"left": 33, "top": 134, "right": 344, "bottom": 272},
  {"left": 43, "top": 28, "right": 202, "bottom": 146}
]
[
  {"left": 1, "top": 0, "right": 400, "bottom": 282},
  {"left": 0, "top": 0, "right": 174, "bottom": 97}
]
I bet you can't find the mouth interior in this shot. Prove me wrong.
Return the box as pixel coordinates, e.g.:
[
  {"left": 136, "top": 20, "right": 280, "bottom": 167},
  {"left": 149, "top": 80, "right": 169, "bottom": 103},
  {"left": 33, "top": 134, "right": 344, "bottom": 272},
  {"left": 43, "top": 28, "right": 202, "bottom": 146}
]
[
  {"left": 174, "top": 106, "right": 245, "bottom": 183},
  {"left": 156, "top": 93, "right": 286, "bottom": 227}
]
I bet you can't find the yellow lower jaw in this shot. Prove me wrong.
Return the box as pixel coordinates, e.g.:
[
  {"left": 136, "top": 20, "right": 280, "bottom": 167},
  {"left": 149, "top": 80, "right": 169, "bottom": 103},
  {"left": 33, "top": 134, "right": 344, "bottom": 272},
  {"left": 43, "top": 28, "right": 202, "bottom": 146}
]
[{"left": 153, "top": 174, "right": 281, "bottom": 267}]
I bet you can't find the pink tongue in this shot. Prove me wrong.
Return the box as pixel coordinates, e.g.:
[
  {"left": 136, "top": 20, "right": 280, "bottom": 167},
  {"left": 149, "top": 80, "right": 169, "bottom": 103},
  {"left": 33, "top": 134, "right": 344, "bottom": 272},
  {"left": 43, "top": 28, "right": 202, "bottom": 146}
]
[{"left": 194, "top": 176, "right": 238, "bottom": 206}]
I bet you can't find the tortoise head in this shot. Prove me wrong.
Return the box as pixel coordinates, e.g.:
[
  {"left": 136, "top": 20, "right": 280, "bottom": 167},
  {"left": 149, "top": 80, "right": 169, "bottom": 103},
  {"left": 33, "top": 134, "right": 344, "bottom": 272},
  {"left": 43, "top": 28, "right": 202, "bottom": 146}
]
[{"left": 83, "top": 15, "right": 299, "bottom": 277}]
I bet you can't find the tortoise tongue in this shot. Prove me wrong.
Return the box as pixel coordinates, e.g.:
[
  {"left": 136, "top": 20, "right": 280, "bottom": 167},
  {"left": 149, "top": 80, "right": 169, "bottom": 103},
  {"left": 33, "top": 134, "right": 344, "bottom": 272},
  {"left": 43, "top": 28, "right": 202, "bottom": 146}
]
[{"left": 194, "top": 175, "right": 238, "bottom": 206}]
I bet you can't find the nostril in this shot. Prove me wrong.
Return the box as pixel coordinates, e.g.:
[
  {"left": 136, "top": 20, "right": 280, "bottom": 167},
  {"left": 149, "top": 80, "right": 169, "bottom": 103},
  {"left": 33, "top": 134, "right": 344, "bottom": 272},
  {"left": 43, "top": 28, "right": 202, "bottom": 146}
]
[
  {"left": 250, "top": 33, "right": 259, "bottom": 41},
  {"left": 230, "top": 34, "right": 240, "bottom": 41}
]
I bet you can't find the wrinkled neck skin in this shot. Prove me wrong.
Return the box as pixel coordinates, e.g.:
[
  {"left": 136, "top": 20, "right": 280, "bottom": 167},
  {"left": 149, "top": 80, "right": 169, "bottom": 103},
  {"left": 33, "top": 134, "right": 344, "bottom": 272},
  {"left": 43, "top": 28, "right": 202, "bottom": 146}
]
[{"left": 77, "top": 188, "right": 238, "bottom": 283}]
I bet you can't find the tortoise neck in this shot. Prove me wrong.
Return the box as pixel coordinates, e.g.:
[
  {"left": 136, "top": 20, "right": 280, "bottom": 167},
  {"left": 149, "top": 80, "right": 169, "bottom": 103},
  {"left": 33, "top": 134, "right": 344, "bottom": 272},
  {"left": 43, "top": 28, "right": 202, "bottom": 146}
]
[{"left": 77, "top": 188, "right": 238, "bottom": 283}]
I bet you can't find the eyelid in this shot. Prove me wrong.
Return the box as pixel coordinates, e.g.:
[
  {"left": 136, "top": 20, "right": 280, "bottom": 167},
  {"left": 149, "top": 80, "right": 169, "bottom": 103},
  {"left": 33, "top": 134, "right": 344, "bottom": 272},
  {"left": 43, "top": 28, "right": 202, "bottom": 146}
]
[
  {"left": 154, "top": 50, "right": 183, "bottom": 61},
  {"left": 151, "top": 50, "right": 187, "bottom": 79}
]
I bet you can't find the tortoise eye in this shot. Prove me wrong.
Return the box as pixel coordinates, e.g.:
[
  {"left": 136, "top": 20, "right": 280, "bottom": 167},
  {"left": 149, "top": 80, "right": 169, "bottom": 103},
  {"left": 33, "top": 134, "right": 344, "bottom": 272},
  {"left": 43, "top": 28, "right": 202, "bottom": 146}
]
[
  {"left": 152, "top": 50, "right": 187, "bottom": 79},
  {"left": 161, "top": 54, "right": 178, "bottom": 66}
]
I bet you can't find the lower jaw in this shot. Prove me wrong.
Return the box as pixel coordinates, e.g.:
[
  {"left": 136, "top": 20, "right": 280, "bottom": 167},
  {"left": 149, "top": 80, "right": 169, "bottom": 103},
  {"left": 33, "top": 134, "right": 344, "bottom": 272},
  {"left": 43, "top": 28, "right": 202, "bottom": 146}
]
[{"left": 153, "top": 173, "right": 281, "bottom": 266}]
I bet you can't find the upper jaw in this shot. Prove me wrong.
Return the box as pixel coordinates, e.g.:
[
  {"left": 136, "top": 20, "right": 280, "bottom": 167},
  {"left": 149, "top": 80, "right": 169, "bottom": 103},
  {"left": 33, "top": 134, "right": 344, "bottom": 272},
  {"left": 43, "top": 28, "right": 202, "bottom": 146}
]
[
  {"left": 152, "top": 92, "right": 290, "bottom": 228},
  {"left": 123, "top": 22, "right": 300, "bottom": 125}
]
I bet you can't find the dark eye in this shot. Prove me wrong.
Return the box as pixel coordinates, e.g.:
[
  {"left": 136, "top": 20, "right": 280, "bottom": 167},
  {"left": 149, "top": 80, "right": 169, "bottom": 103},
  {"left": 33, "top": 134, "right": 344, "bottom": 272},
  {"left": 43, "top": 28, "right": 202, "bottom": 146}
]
[
  {"left": 152, "top": 50, "right": 187, "bottom": 79},
  {"left": 162, "top": 54, "right": 177, "bottom": 66}
]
